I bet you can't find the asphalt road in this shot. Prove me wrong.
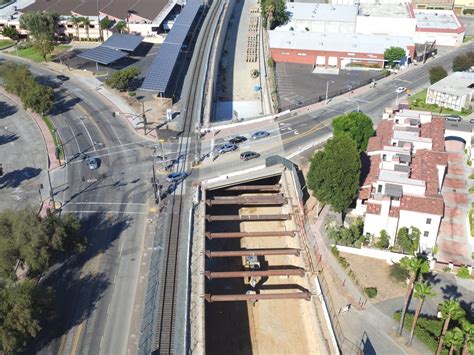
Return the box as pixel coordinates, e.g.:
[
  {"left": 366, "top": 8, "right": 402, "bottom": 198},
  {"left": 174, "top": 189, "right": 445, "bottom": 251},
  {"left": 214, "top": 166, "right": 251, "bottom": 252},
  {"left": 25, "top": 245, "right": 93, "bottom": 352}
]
[{"left": 0, "top": 54, "right": 157, "bottom": 355}]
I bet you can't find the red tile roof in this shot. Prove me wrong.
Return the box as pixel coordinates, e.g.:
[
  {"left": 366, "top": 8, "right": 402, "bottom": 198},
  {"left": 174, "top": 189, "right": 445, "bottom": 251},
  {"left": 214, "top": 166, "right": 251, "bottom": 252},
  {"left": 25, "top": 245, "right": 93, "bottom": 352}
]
[
  {"left": 411, "top": 149, "right": 447, "bottom": 196},
  {"left": 367, "top": 120, "right": 394, "bottom": 152},
  {"left": 400, "top": 195, "right": 444, "bottom": 216},
  {"left": 367, "top": 203, "right": 381, "bottom": 215},
  {"left": 420, "top": 117, "right": 445, "bottom": 152},
  {"left": 362, "top": 155, "right": 381, "bottom": 186},
  {"left": 359, "top": 187, "right": 371, "bottom": 200}
]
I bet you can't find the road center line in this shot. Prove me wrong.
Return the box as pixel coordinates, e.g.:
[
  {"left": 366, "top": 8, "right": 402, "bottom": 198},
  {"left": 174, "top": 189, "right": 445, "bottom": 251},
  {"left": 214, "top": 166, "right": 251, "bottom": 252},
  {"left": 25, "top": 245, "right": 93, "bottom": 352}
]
[{"left": 78, "top": 116, "right": 96, "bottom": 151}]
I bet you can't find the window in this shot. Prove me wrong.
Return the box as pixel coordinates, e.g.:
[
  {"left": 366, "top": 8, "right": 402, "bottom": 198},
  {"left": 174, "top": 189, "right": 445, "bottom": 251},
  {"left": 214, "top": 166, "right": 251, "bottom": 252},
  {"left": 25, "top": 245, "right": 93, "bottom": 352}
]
[
  {"left": 297, "top": 52, "right": 307, "bottom": 56},
  {"left": 90, "top": 25, "right": 95, "bottom": 28},
  {"left": 423, "top": 231, "right": 429, "bottom": 237},
  {"left": 426, "top": 218, "right": 431, "bottom": 224},
  {"left": 377, "top": 185, "right": 382, "bottom": 193},
  {"left": 382, "top": 154, "right": 387, "bottom": 161},
  {"left": 281, "top": 51, "right": 290, "bottom": 55},
  {"left": 67, "top": 25, "right": 73, "bottom": 28}
]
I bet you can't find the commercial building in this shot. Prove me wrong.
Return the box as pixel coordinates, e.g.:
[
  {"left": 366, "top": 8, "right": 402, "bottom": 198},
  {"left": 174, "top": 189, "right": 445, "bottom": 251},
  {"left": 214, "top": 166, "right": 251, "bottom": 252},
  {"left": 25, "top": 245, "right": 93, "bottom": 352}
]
[
  {"left": 269, "top": 31, "right": 414, "bottom": 69},
  {"left": 426, "top": 72, "right": 474, "bottom": 112},
  {"left": 453, "top": 0, "right": 474, "bottom": 14},
  {"left": 354, "top": 109, "right": 448, "bottom": 254},
  {"left": 413, "top": 0, "right": 455, "bottom": 10},
  {"left": 414, "top": 9, "right": 465, "bottom": 46}
]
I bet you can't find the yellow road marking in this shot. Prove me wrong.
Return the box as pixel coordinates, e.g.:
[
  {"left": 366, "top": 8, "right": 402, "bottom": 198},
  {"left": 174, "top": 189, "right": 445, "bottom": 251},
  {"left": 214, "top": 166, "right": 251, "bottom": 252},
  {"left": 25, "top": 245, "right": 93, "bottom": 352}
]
[
  {"left": 282, "top": 121, "right": 332, "bottom": 145},
  {"left": 70, "top": 323, "right": 84, "bottom": 355},
  {"left": 149, "top": 207, "right": 157, "bottom": 213},
  {"left": 57, "top": 333, "right": 67, "bottom": 355}
]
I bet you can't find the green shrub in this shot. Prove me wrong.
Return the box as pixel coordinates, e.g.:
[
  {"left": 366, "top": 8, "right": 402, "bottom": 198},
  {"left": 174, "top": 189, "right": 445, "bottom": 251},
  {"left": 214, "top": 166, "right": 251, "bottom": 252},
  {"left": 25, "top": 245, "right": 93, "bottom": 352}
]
[
  {"left": 128, "top": 91, "right": 136, "bottom": 97},
  {"left": 468, "top": 159, "right": 472, "bottom": 166},
  {"left": 389, "top": 263, "right": 409, "bottom": 283},
  {"left": 469, "top": 186, "right": 474, "bottom": 194},
  {"left": 394, "top": 311, "right": 442, "bottom": 351},
  {"left": 338, "top": 256, "right": 350, "bottom": 269},
  {"left": 469, "top": 173, "right": 474, "bottom": 179},
  {"left": 364, "top": 287, "right": 378, "bottom": 298},
  {"left": 457, "top": 266, "right": 471, "bottom": 279},
  {"left": 376, "top": 230, "right": 390, "bottom": 249},
  {"left": 464, "top": 8, "right": 474, "bottom": 14},
  {"left": 433, "top": 244, "right": 438, "bottom": 255},
  {"left": 443, "top": 266, "right": 452, "bottom": 273}
]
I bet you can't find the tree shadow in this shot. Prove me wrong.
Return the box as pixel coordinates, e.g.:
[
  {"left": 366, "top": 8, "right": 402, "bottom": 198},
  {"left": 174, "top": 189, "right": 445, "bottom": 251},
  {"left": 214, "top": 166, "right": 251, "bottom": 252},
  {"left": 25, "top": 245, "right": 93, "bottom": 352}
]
[
  {"left": 0, "top": 166, "right": 42, "bottom": 188},
  {"left": 49, "top": 92, "right": 82, "bottom": 116},
  {"left": 359, "top": 152, "right": 371, "bottom": 186},
  {"left": 35, "top": 75, "right": 61, "bottom": 90},
  {"left": 31, "top": 210, "right": 132, "bottom": 352},
  {"left": 0, "top": 133, "right": 18, "bottom": 145},
  {"left": 460, "top": 301, "right": 473, "bottom": 321},
  {"left": 441, "top": 284, "right": 463, "bottom": 300},
  {"left": 0, "top": 101, "right": 17, "bottom": 118}
]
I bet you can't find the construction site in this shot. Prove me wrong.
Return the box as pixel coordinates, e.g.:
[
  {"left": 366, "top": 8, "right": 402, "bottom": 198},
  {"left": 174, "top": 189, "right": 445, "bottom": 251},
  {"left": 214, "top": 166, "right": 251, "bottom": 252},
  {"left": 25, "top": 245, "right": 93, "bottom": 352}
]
[{"left": 189, "top": 163, "right": 337, "bottom": 354}]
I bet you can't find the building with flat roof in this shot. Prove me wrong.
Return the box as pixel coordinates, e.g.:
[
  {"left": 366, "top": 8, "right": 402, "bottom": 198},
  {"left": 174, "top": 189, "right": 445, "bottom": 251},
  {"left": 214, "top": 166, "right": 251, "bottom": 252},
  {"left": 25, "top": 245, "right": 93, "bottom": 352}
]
[
  {"left": 355, "top": 109, "right": 449, "bottom": 254},
  {"left": 413, "top": 0, "right": 454, "bottom": 10},
  {"left": 269, "top": 31, "right": 414, "bottom": 69},
  {"left": 414, "top": 9, "right": 464, "bottom": 46},
  {"left": 426, "top": 72, "right": 474, "bottom": 112}
]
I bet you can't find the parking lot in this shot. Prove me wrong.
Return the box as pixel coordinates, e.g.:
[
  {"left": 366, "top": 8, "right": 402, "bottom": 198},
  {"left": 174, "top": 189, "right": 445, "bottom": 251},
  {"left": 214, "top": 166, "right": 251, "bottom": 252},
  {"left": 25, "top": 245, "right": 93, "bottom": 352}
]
[{"left": 275, "top": 62, "right": 381, "bottom": 109}]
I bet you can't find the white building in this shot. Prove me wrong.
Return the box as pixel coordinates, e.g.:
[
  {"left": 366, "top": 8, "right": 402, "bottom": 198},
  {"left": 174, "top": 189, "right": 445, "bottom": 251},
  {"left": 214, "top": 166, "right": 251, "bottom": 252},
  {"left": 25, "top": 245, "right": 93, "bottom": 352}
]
[
  {"left": 355, "top": 109, "right": 448, "bottom": 254},
  {"left": 427, "top": 72, "right": 474, "bottom": 112}
]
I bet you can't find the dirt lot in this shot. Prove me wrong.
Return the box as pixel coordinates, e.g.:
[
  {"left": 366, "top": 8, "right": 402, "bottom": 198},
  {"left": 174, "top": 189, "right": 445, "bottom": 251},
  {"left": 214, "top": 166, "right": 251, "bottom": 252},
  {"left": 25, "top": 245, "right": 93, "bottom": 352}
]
[{"left": 339, "top": 252, "right": 406, "bottom": 302}]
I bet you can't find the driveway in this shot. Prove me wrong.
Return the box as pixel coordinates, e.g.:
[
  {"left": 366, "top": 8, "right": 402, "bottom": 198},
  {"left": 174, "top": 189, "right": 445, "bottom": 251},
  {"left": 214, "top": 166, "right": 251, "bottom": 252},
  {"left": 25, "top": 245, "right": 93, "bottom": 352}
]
[{"left": 0, "top": 93, "right": 48, "bottom": 211}]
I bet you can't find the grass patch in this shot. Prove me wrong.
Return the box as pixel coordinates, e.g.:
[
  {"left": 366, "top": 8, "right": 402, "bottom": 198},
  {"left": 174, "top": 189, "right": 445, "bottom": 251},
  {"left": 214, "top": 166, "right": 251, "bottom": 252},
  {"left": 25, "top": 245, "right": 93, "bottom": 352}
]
[
  {"left": 464, "top": 35, "right": 474, "bottom": 43},
  {"left": 394, "top": 311, "right": 443, "bottom": 353},
  {"left": 9, "top": 44, "right": 71, "bottom": 62},
  {"left": 469, "top": 173, "right": 474, "bottom": 179},
  {"left": 42, "top": 116, "right": 63, "bottom": 161},
  {"left": 0, "top": 39, "right": 13, "bottom": 49},
  {"left": 469, "top": 207, "right": 474, "bottom": 237},
  {"left": 408, "top": 89, "right": 472, "bottom": 116},
  {"left": 469, "top": 186, "right": 474, "bottom": 194}
]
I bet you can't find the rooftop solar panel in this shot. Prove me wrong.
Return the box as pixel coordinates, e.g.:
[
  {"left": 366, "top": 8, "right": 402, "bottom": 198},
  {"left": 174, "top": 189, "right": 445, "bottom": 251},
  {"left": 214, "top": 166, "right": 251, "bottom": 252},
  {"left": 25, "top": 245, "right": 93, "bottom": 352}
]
[
  {"left": 78, "top": 46, "right": 128, "bottom": 65},
  {"left": 140, "top": 43, "right": 181, "bottom": 92},
  {"left": 139, "top": 0, "right": 203, "bottom": 92},
  {"left": 102, "top": 33, "right": 144, "bottom": 52}
]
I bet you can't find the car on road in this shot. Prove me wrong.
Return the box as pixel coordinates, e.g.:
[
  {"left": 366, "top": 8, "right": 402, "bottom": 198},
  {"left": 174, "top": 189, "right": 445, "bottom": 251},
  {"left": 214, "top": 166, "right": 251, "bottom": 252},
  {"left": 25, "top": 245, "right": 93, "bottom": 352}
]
[
  {"left": 56, "top": 75, "right": 70, "bottom": 81},
  {"left": 469, "top": 118, "right": 474, "bottom": 124},
  {"left": 166, "top": 172, "right": 187, "bottom": 183},
  {"left": 445, "top": 115, "right": 462, "bottom": 122},
  {"left": 228, "top": 136, "right": 247, "bottom": 144},
  {"left": 240, "top": 151, "right": 260, "bottom": 161},
  {"left": 395, "top": 87, "right": 407, "bottom": 94},
  {"left": 217, "top": 143, "right": 238, "bottom": 153},
  {"left": 87, "top": 157, "right": 99, "bottom": 170},
  {"left": 251, "top": 130, "right": 270, "bottom": 140}
]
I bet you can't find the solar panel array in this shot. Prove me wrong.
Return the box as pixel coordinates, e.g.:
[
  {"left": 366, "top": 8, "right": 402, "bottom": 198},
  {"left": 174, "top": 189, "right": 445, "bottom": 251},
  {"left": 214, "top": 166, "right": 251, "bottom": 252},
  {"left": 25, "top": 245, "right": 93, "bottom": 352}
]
[
  {"left": 102, "top": 33, "right": 144, "bottom": 52},
  {"left": 140, "top": 0, "right": 202, "bottom": 92},
  {"left": 77, "top": 46, "right": 128, "bottom": 65}
]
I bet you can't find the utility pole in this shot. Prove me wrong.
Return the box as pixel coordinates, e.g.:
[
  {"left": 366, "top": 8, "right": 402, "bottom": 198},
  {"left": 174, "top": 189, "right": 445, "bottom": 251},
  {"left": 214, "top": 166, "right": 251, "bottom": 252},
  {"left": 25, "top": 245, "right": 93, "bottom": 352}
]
[
  {"left": 47, "top": 168, "right": 55, "bottom": 210},
  {"left": 152, "top": 147, "right": 159, "bottom": 204}
]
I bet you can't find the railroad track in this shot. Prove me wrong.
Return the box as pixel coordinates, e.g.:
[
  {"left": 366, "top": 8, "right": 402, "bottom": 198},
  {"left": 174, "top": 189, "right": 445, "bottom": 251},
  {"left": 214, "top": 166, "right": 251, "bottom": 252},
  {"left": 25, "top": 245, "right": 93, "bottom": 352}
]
[{"left": 153, "top": 0, "right": 224, "bottom": 353}]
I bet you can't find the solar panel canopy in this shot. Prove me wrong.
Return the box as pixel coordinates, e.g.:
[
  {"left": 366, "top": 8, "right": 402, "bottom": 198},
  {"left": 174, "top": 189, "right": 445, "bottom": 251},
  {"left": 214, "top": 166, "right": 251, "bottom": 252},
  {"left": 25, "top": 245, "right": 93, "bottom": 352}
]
[
  {"left": 102, "top": 33, "right": 144, "bottom": 52},
  {"left": 140, "top": 0, "right": 202, "bottom": 92},
  {"left": 77, "top": 46, "right": 128, "bottom": 65}
]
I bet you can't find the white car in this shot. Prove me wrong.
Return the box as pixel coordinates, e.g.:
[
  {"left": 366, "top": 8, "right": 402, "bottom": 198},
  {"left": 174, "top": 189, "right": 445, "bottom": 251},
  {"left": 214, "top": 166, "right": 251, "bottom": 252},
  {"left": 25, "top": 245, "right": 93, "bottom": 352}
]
[{"left": 395, "top": 87, "right": 407, "bottom": 94}]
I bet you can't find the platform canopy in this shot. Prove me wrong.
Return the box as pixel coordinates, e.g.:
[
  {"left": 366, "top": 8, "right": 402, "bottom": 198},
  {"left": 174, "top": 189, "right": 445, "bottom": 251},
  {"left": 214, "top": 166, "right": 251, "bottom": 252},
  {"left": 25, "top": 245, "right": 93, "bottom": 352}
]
[
  {"left": 77, "top": 46, "right": 128, "bottom": 65},
  {"left": 140, "top": 0, "right": 202, "bottom": 93},
  {"left": 102, "top": 33, "right": 144, "bottom": 52}
]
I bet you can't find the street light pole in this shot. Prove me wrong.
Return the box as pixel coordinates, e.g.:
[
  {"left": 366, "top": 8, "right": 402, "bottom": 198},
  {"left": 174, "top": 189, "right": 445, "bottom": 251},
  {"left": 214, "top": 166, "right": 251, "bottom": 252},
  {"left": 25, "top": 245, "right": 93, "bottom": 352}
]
[
  {"left": 47, "top": 168, "right": 55, "bottom": 210},
  {"left": 325, "top": 80, "right": 334, "bottom": 105}
]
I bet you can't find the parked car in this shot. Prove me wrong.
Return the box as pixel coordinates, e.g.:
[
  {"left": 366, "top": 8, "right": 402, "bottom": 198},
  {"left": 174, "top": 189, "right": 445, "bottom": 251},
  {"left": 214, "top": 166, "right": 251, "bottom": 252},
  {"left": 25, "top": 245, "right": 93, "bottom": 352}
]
[
  {"left": 87, "top": 157, "right": 99, "bottom": 170},
  {"left": 217, "top": 143, "right": 238, "bottom": 154},
  {"left": 240, "top": 151, "right": 260, "bottom": 161},
  {"left": 469, "top": 118, "right": 474, "bottom": 124},
  {"left": 166, "top": 172, "right": 187, "bottom": 183},
  {"left": 445, "top": 115, "right": 462, "bottom": 122},
  {"left": 395, "top": 87, "right": 407, "bottom": 94},
  {"left": 56, "top": 75, "right": 69, "bottom": 81},
  {"left": 228, "top": 136, "right": 247, "bottom": 144},
  {"left": 251, "top": 130, "right": 270, "bottom": 140}
]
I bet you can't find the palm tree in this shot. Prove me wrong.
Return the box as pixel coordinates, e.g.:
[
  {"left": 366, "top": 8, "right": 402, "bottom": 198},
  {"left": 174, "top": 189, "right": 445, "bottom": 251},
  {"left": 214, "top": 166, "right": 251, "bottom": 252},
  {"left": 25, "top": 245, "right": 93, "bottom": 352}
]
[
  {"left": 116, "top": 21, "right": 127, "bottom": 34},
  {"left": 398, "top": 256, "right": 430, "bottom": 335},
  {"left": 81, "top": 17, "right": 91, "bottom": 40},
  {"left": 408, "top": 281, "right": 435, "bottom": 346},
  {"left": 444, "top": 327, "right": 464, "bottom": 355},
  {"left": 436, "top": 300, "right": 466, "bottom": 355},
  {"left": 461, "top": 319, "right": 474, "bottom": 355},
  {"left": 70, "top": 15, "right": 81, "bottom": 39}
]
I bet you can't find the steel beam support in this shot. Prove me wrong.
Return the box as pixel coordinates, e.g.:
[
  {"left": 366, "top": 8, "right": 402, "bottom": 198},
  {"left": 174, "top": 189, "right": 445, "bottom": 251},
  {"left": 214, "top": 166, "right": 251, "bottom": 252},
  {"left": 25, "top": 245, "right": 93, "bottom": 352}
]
[
  {"left": 205, "top": 248, "right": 300, "bottom": 258},
  {"left": 205, "top": 231, "right": 296, "bottom": 239},
  {"left": 204, "top": 269, "right": 305, "bottom": 279},
  {"left": 206, "top": 196, "right": 287, "bottom": 206},
  {"left": 206, "top": 214, "right": 291, "bottom": 221},
  {"left": 205, "top": 292, "right": 311, "bottom": 302},
  {"left": 223, "top": 185, "right": 281, "bottom": 192}
]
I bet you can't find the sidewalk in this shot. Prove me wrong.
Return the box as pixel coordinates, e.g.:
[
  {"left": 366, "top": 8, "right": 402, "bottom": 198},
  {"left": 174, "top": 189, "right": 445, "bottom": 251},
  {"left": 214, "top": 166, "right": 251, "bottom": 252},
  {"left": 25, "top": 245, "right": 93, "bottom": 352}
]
[{"left": 309, "top": 206, "right": 430, "bottom": 354}]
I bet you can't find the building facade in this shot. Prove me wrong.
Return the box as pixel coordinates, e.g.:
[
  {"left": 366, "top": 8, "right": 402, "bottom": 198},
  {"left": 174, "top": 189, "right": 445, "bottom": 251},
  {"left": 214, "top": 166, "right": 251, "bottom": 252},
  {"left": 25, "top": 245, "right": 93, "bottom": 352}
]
[
  {"left": 354, "top": 109, "right": 448, "bottom": 254},
  {"left": 426, "top": 72, "right": 474, "bottom": 112}
]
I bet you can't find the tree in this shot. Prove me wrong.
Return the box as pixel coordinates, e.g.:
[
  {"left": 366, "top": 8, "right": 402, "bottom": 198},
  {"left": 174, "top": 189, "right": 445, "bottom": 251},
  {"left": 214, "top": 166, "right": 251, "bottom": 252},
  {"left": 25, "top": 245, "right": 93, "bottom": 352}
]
[
  {"left": 429, "top": 66, "right": 448, "bottom": 84},
  {"left": 105, "top": 67, "right": 141, "bottom": 91},
  {"left": 444, "top": 327, "right": 465, "bottom": 355},
  {"left": 0, "top": 280, "right": 54, "bottom": 353},
  {"left": 452, "top": 53, "right": 474, "bottom": 72},
  {"left": 21, "top": 80, "right": 54, "bottom": 115},
  {"left": 436, "top": 300, "right": 466, "bottom": 355},
  {"left": 1, "top": 26, "right": 19, "bottom": 41},
  {"left": 100, "top": 17, "right": 112, "bottom": 30},
  {"left": 19, "top": 11, "right": 58, "bottom": 61},
  {"left": 398, "top": 256, "right": 430, "bottom": 336},
  {"left": 409, "top": 281, "right": 435, "bottom": 346},
  {"left": 384, "top": 46, "right": 406, "bottom": 68},
  {"left": 396, "top": 226, "right": 420, "bottom": 255},
  {"left": 116, "top": 21, "right": 127, "bottom": 34},
  {"left": 461, "top": 319, "right": 474, "bottom": 355},
  {"left": 260, "top": 0, "right": 288, "bottom": 30},
  {"left": 32, "top": 32, "right": 55, "bottom": 61},
  {"left": 376, "top": 229, "right": 390, "bottom": 249},
  {"left": 81, "top": 17, "right": 91, "bottom": 40},
  {"left": 332, "top": 112, "right": 375, "bottom": 152},
  {"left": 307, "top": 134, "right": 361, "bottom": 213}
]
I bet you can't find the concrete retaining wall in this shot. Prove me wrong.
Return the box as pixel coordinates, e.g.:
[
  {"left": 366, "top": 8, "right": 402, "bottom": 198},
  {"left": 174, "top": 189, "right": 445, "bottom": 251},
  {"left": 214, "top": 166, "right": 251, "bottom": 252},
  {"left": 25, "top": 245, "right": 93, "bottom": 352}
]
[{"left": 334, "top": 245, "right": 411, "bottom": 264}]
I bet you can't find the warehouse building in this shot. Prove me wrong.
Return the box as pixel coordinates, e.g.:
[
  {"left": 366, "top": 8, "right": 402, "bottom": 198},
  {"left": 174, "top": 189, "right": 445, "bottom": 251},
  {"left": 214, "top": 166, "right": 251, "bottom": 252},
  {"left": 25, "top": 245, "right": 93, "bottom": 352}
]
[
  {"left": 414, "top": 9, "right": 465, "bottom": 46},
  {"left": 269, "top": 31, "right": 415, "bottom": 71}
]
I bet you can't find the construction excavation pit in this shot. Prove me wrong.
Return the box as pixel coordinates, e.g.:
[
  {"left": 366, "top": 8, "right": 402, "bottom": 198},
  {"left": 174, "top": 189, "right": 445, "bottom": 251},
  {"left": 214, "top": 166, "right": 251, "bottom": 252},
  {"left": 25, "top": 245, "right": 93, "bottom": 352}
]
[{"left": 190, "top": 168, "right": 333, "bottom": 354}]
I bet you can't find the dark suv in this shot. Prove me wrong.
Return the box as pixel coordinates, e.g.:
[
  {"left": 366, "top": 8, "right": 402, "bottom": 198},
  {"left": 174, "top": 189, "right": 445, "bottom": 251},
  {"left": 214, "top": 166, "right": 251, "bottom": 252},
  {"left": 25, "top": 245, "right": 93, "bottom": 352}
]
[{"left": 240, "top": 151, "right": 260, "bottom": 161}]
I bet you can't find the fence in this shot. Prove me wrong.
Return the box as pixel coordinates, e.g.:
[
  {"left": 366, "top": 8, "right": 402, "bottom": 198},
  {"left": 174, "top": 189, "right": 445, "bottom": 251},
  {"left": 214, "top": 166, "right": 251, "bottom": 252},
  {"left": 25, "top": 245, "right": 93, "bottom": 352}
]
[{"left": 277, "top": 72, "right": 389, "bottom": 112}]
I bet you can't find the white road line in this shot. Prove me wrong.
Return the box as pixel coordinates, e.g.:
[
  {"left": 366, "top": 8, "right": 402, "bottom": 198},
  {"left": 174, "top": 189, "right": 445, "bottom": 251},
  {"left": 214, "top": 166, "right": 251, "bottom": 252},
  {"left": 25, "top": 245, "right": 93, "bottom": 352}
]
[
  {"left": 67, "top": 202, "right": 147, "bottom": 206},
  {"left": 79, "top": 116, "right": 97, "bottom": 151},
  {"left": 67, "top": 146, "right": 144, "bottom": 163},
  {"left": 65, "top": 140, "right": 150, "bottom": 160},
  {"left": 109, "top": 123, "right": 123, "bottom": 146},
  {"left": 69, "top": 126, "right": 82, "bottom": 153}
]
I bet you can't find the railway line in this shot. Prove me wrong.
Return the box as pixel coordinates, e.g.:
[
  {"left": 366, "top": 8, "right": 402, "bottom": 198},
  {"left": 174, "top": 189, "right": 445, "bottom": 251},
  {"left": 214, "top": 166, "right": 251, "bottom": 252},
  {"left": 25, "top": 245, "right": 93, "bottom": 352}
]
[{"left": 152, "top": 0, "right": 225, "bottom": 353}]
